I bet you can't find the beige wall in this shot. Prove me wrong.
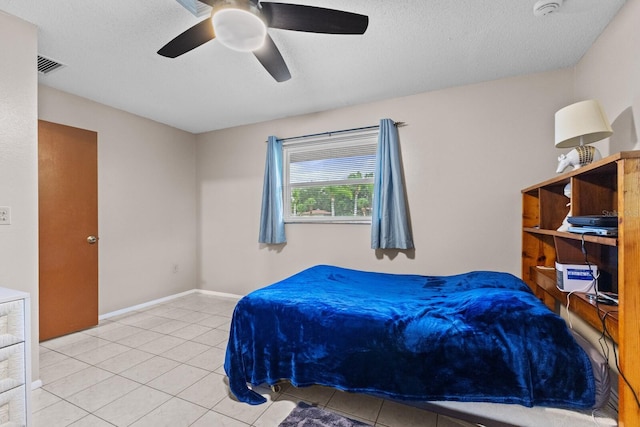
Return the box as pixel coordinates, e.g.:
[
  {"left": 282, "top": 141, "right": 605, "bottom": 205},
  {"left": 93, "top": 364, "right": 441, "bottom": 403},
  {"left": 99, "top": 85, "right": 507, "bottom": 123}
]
[
  {"left": 567, "top": 0, "right": 640, "bottom": 368},
  {"left": 575, "top": 0, "right": 640, "bottom": 155},
  {"left": 3, "top": 0, "right": 636, "bottom": 387},
  {"left": 38, "top": 86, "right": 198, "bottom": 314},
  {"left": 0, "top": 11, "right": 40, "bottom": 383},
  {"left": 195, "top": 0, "right": 640, "bottom": 298},
  {"left": 196, "top": 69, "right": 574, "bottom": 296}
]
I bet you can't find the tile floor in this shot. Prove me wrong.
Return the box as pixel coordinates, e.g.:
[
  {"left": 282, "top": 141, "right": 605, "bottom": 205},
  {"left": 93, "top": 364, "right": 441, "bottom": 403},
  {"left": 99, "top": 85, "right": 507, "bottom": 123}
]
[{"left": 34, "top": 292, "right": 476, "bottom": 427}]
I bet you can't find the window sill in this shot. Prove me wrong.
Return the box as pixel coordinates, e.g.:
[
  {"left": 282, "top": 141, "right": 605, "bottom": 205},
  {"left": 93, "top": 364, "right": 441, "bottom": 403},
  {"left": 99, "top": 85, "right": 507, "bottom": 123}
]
[{"left": 285, "top": 218, "right": 371, "bottom": 225}]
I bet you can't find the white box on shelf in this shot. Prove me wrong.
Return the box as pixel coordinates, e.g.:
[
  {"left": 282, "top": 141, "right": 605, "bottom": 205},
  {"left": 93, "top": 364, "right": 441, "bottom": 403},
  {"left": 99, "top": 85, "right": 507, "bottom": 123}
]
[{"left": 555, "top": 262, "right": 598, "bottom": 293}]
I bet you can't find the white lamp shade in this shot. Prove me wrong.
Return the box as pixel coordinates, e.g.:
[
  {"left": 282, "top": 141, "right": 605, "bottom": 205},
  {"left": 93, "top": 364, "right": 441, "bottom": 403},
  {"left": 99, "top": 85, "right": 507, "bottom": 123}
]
[{"left": 554, "top": 99, "right": 613, "bottom": 148}]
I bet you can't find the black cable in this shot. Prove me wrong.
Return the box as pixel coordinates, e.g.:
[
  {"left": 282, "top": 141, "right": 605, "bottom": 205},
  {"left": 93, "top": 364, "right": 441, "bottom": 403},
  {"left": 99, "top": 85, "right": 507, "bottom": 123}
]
[
  {"left": 601, "top": 310, "right": 640, "bottom": 409},
  {"left": 579, "top": 234, "right": 640, "bottom": 409}
]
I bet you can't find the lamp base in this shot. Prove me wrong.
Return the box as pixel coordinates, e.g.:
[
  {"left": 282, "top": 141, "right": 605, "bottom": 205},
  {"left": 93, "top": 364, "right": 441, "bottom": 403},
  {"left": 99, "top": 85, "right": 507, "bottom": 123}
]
[{"left": 556, "top": 145, "right": 601, "bottom": 173}]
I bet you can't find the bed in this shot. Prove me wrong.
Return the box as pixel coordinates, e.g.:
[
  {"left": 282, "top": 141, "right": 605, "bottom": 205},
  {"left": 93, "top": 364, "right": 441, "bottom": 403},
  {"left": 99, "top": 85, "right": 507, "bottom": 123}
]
[{"left": 224, "top": 265, "right": 609, "bottom": 412}]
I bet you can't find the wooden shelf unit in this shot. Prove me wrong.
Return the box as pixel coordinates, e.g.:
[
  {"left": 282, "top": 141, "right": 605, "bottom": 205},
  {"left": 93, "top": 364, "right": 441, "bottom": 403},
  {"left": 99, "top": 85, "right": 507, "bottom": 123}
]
[{"left": 521, "top": 151, "right": 640, "bottom": 427}]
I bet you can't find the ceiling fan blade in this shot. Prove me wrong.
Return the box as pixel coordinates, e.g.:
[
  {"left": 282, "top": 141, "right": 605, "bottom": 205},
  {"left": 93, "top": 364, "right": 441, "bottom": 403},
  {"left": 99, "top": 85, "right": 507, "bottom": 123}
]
[
  {"left": 158, "top": 18, "right": 215, "bottom": 58},
  {"left": 260, "top": 2, "right": 368, "bottom": 35},
  {"left": 253, "top": 34, "right": 291, "bottom": 82}
]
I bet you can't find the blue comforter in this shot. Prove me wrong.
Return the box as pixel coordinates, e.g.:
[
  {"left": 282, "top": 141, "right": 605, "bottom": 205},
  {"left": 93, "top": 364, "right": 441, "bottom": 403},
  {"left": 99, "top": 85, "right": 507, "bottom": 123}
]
[{"left": 224, "top": 265, "right": 595, "bottom": 408}]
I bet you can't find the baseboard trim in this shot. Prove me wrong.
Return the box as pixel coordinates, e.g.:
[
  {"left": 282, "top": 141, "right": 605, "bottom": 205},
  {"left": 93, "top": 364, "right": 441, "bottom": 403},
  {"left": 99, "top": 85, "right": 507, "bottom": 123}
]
[
  {"left": 198, "top": 289, "right": 243, "bottom": 300},
  {"left": 99, "top": 289, "right": 199, "bottom": 320},
  {"left": 32, "top": 379, "right": 42, "bottom": 390},
  {"left": 99, "top": 289, "right": 242, "bottom": 320}
]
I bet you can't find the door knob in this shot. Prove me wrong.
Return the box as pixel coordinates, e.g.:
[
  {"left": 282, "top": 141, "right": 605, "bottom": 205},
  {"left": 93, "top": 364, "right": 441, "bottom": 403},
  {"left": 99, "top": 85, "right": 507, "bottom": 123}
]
[{"left": 87, "top": 235, "right": 98, "bottom": 244}]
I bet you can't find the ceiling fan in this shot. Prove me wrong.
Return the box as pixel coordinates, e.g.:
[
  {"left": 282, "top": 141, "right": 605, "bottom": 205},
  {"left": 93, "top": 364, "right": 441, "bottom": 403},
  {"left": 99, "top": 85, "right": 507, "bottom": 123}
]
[{"left": 157, "top": 0, "right": 369, "bottom": 82}]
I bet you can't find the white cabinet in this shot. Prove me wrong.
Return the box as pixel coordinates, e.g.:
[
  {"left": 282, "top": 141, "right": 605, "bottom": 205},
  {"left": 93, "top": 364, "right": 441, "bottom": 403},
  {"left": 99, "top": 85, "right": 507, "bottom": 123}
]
[{"left": 0, "top": 289, "right": 30, "bottom": 426}]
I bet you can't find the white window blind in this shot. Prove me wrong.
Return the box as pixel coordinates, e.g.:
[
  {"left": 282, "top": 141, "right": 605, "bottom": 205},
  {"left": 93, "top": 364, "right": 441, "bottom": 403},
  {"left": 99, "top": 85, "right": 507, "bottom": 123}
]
[{"left": 283, "top": 129, "right": 378, "bottom": 223}]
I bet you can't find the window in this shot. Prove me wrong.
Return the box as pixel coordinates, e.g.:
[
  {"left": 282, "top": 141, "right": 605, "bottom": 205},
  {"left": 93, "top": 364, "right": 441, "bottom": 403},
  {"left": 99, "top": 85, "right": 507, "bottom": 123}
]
[{"left": 283, "top": 129, "right": 378, "bottom": 223}]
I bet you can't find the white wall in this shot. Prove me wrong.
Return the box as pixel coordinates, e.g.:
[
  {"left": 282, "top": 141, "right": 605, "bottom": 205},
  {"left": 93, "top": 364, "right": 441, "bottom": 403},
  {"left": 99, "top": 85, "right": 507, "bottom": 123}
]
[
  {"left": 0, "top": 11, "right": 40, "bottom": 383},
  {"left": 196, "top": 69, "right": 574, "bottom": 296},
  {"left": 38, "top": 86, "right": 198, "bottom": 314}
]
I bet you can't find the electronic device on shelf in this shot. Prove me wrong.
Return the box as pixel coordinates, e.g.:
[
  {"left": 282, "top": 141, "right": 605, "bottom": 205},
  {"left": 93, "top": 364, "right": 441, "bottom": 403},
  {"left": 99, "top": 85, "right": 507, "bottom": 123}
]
[
  {"left": 587, "top": 292, "right": 619, "bottom": 305},
  {"left": 567, "top": 215, "right": 618, "bottom": 227},
  {"left": 567, "top": 226, "right": 618, "bottom": 236}
]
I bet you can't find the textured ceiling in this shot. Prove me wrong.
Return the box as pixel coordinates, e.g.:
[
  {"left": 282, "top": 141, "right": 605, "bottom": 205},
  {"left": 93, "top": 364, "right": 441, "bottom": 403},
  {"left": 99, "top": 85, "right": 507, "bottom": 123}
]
[{"left": 0, "top": 0, "right": 627, "bottom": 134}]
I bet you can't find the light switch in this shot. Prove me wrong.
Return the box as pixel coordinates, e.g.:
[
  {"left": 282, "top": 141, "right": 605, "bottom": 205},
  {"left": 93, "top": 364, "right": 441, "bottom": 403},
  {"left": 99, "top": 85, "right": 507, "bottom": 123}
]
[{"left": 0, "top": 207, "right": 11, "bottom": 225}]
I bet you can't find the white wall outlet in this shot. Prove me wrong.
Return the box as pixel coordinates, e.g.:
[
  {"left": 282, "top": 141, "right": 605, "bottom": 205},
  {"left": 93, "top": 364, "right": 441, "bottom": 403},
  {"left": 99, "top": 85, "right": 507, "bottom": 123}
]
[{"left": 0, "top": 207, "right": 10, "bottom": 225}]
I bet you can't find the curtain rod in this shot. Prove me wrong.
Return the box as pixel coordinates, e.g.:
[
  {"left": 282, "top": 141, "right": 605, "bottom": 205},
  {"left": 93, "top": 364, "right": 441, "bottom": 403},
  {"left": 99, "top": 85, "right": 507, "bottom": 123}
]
[{"left": 265, "top": 121, "right": 406, "bottom": 143}]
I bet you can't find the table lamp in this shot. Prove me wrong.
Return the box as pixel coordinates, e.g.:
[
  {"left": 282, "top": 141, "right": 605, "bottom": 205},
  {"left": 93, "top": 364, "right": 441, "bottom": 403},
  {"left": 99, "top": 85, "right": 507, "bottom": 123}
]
[
  {"left": 554, "top": 99, "right": 613, "bottom": 173},
  {"left": 554, "top": 99, "right": 613, "bottom": 231}
]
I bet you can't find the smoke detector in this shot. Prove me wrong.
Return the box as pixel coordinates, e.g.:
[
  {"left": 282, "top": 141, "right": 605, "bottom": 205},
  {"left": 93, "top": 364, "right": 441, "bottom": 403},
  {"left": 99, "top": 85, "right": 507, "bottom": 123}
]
[{"left": 533, "top": 0, "right": 563, "bottom": 17}]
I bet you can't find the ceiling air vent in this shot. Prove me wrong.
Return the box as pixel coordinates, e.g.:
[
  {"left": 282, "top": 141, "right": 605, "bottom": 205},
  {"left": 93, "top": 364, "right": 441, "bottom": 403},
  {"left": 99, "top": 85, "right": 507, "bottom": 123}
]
[
  {"left": 37, "top": 55, "right": 65, "bottom": 75},
  {"left": 175, "top": 0, "right": 211, "bottom": 17}
]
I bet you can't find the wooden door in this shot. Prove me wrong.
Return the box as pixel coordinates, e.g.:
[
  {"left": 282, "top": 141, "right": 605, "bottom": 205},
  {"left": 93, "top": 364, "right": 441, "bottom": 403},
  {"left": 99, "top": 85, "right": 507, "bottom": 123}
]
[{"left": 38, "top": 120, "right": 98, "bottom": 341}]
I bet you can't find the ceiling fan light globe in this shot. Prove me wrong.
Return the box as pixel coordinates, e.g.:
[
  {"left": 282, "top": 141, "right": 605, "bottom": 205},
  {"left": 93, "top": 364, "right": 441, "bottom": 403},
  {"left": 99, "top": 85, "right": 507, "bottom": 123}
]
[{"left": 212, "top": 8, "right": 267, "bottom": 52}]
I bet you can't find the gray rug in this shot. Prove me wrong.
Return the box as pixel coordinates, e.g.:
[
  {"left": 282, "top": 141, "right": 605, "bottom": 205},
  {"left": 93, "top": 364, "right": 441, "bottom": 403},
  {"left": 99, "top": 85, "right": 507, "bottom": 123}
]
[{"left": 279, "top": 402, "right": 372, "bottom": 427}]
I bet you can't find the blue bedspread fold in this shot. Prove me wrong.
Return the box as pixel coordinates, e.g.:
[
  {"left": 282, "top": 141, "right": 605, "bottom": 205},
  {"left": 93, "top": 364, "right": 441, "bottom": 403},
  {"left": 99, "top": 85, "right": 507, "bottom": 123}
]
[{"left": 224, "top": 265, "right": 595, "bottom": 408}]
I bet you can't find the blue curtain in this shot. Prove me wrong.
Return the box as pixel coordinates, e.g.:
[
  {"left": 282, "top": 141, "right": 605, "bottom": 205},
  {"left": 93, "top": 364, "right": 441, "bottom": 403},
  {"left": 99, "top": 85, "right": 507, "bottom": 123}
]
[
  {"left": 371, "top": 119, "right": 414, "bottom": 249},
  {"left": 258, "top": 136, "right": 286, "bottom": 244}
]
